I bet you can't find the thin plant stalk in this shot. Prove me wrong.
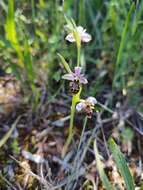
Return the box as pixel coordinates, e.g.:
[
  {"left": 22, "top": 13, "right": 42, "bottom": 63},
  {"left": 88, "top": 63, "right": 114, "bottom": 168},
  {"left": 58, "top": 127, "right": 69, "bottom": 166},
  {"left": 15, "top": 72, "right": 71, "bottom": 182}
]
[
  {"left": 101, "top": 125, "right": 110, "bottom": 158},
  {"left": 73, "top": 116, "right": 88, "bottom": 172},
  {"left": 62, "top": 95, "right": 77, "bottom": 157},
  {"left": 77, "top": 44, "right": 81, "bottom": 67},
  {"left": 62, "top": 42, "right": 81, "bottom": 157},
  {"left": 73, "top": 27, "right": 81, "bottom": 67},
  {"left": 62, "top": 88, "right": 81, "bottom": 157},
  {"left": 77, "top": 116, "right": 88, "bottom": 152}
]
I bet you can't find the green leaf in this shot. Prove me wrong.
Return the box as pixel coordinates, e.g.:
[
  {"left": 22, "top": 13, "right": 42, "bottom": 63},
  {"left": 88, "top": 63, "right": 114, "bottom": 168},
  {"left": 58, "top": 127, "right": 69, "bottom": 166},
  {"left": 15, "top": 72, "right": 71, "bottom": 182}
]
[
  {"left": 5, "top": 0, "right": 16, "bottom": 44},
  {"left": 64, "top": 15, "right": 75, "bottom": 31},
  {"left": 113, "top": 2, "right": 135, "bottom": 88},
  {"left": 132, "top": 1, "right": 143, "bottom": 36},
  {"left": 108, "top": 138, "right": 134, "bottom": 190},
  {"left": 94, "top": 139, "right": 115, "bottom": 190},
  {"left": 0, "top": 116, "right": 21, "bottom": 148},
  {"left": 57, "top": 53, "right": 72, "bottom": 73},
  {"left": 5, "top": 0, "right": 24, "bottom": 68}
]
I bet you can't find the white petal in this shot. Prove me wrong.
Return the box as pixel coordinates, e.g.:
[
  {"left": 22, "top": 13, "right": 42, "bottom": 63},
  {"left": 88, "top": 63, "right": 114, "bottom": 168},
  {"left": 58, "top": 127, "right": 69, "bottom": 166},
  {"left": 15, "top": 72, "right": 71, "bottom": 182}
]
[
  {"left": 65, "top": 33, "right": 75, "bottom": 42},
  {"left": 86, "top": 97, "right": 97, "bottom": 105},
  {"left": 76, "top": 102, "right": 86, "bottom": 112},
  {"left": 79, "top": 76, "right": 88, "bottom": 84},
  {"left": 62, "top": 73, "right": 74, "bottom": 81},
  {"left": 81, "top": 32, "right": 92, "bottom": 42},
  {"left": 77, "top": 26, "right": 84, "bottom": 34}
]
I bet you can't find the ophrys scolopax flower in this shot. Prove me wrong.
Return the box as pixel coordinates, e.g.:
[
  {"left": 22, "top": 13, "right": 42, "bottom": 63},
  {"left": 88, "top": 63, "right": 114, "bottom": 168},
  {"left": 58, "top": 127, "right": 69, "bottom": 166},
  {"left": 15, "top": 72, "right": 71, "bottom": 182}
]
[
  {"left": 65, "top": 26, "right": 92, "bottom": 43},
  {"left": 76, "top": 97, "right": 97, "bottom": 118},
  {"left": 62, "top": 67, "right": 88, "bottom": 94}
]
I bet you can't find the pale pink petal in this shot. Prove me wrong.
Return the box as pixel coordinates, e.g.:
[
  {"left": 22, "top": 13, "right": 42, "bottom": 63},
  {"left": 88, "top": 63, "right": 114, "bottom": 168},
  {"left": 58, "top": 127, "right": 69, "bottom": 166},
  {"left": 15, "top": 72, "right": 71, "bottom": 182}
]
[
  {"left": 74, "top": 67, "right": 81, "bottom": 76},
  {"left": 62, "top": 73, "right": 74, "bottom": 81},
  {"left": 83, "top": 29, "right": 87, "bottom": 33},
  {"left": 79, "top": 76, "right": 88, "bottom": 84},
  {"left": 81, "top": 32, "right": 92, "bottom": 42},
  {"left": 86, "top": 97, "right": 97, "bottom": 105},
  {"left": 77, "top": 26, "right": 84, "bottom": 34},
  {"left": 76, "top": 102, "right": 86, "bottom": 112},
  {"left": 65, "top": 33, "right": 75, "bottom": 42}
]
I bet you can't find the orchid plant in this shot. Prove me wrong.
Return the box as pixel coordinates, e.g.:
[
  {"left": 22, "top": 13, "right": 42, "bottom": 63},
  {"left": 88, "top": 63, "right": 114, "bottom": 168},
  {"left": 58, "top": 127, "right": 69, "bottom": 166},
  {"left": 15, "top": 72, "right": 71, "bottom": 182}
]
[{"left": 58, "top": 18, "right": 96, "bottom": 157}]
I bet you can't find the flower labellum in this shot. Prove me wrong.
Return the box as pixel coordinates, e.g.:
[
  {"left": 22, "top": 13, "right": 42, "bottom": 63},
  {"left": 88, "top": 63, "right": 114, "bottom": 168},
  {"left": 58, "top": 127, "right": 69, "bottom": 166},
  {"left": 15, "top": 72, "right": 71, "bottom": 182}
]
[{"left": 65, "top": 26, "right": 92, "bottom": 43}]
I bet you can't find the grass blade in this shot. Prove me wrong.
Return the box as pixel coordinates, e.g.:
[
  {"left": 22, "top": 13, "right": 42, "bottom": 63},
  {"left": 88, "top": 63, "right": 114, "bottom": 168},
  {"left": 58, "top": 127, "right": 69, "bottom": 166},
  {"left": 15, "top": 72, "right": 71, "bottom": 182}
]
[
  {"left": 5, "top": 0, "right": 24, "bottom": 68},
  {"left": 24, "top": 36, "right": 35, "bottom": 91},
  {"left": 94, "top": 139, "right": 115, "bottom": 190},
  {"left": 108, "top": 138, "right": 134, "bottom": 190},
  {"left": 0, "top": 116, "right": 21, "bottom": 148},
  {"left": 113, "top": 2, "right": 135, "bottom": 88},
  {"left": 132, "top": 1, "right": 143, "bottom": 36}
]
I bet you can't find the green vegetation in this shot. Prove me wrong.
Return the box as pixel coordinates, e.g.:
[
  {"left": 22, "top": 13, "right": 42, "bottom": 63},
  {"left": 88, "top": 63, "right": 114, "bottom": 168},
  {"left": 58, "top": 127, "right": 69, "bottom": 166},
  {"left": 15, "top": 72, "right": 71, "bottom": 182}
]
[{"left": 0, "top": 0, "right": 143, "bottom": 189}]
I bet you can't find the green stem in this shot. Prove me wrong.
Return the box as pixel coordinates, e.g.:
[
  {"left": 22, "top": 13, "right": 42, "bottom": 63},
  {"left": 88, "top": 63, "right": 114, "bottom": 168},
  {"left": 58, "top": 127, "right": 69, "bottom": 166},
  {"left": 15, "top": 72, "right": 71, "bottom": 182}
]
[
  {"left": 69, "top": 95, "right": 76, "bottom": 139},
  {"left": 77, "top": 44, "right": 81, "bottom": 67},
  {"left": 31, "top": 0, "right": 36, "bottom": 34},
  {"left": 62, "top": 95, "right": 77, "bottom": 158},
  {"left": 62, "top": 87, "right": 82, "bottom": 157}
]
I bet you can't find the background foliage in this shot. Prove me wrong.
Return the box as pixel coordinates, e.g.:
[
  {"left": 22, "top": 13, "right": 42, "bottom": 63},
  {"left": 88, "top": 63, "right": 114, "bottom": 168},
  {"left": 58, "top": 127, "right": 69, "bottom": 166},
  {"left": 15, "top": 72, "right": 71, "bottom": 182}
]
[
  {"left": 0, "top": 0, "right": 143, "bottom": 189},
  {"left": 0, "top": 0, "right": 142, "bottom": 108}
]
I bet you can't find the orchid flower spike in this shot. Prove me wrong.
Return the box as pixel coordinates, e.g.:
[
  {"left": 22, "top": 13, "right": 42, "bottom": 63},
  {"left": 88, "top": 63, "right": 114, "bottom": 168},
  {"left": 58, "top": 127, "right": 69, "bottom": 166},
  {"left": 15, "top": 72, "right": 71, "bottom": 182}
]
[{"left": 65, "top": 26, "right": 92, "bottom": 43}]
